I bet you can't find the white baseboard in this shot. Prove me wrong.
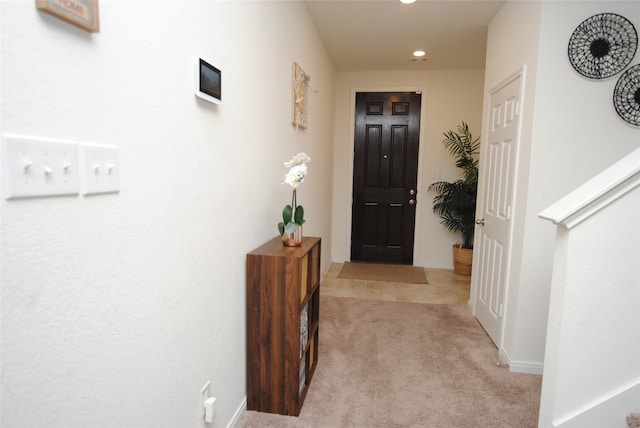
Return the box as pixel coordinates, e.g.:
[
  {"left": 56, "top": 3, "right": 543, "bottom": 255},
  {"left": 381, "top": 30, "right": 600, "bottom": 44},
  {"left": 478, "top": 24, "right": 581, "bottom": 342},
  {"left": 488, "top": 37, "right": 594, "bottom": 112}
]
[
  {"left": 226, "top": 397, "right": 246, "bottom": 428},
  {"left": 499, "top": 348, "right": 544, "bottom": 375},
  {"left": 509, "top": 361, "right": 544, "bottom": 375},
  {"left": 553, "top": 380, "right": 640, "bottom": 428},
  {"left": 424, "top": 262, "right": 455, "bottom": 270}
]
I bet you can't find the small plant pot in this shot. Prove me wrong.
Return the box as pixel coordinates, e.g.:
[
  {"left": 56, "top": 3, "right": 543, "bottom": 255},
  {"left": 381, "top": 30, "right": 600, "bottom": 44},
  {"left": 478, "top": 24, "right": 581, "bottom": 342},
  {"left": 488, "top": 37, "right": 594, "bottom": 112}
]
[
  {"left": 282, "top": 226, "right": 303, "bottom": 247},
  {"left": 452, "top": 243, "right": 473, "bottom": 275}
]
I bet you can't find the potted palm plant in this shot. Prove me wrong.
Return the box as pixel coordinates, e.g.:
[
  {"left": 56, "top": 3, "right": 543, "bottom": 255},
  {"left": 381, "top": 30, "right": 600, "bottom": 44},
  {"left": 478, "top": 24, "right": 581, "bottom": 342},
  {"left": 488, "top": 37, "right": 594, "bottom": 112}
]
[{"left": 428, "top": 122, "right": 480, "bottom": 275}]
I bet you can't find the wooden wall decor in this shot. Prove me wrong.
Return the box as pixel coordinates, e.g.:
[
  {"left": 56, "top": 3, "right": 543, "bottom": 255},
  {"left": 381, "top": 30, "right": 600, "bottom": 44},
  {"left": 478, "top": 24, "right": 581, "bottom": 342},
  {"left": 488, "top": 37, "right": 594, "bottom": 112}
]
[
  {"left": 292, "top": 62, "right": 309, "bottom": 129},
  {"left": 36, "top": 0, "right": 100, "bottom": 33}
]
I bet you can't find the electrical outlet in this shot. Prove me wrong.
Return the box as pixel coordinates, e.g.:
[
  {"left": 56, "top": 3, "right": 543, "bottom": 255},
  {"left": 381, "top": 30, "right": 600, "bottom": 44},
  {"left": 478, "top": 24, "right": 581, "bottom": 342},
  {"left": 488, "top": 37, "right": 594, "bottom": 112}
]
[{"left": 200, "top": 381, "right": 211, "bottom": 419}]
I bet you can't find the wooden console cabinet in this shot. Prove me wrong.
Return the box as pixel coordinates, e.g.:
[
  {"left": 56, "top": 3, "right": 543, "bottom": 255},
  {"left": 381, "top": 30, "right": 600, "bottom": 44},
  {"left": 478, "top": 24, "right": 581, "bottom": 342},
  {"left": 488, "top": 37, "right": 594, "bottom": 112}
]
[{"left": 246, "top": 236, "right": 321, "bottom": 416}]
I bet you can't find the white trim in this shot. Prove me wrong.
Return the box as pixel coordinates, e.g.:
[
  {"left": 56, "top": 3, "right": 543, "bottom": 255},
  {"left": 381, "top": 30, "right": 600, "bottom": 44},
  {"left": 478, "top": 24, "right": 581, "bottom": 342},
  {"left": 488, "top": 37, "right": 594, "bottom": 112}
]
[
  {"left": 508, "top": 361, "right": 544, "bottom": 375},
  {"left": 426, "top": 261, "right": 455, "bottom": 270},
  {"left": 539, "top": 147, "right": 640, "bottom": 229},
  {"left": 226, "top": 397, "right": 247, "bottom": 428},
  {"left": 552, "top": 378, "right": 640, "bottom": 427},
  {"left": 499, "top": 348, "right": 543, "bottom": 375}
]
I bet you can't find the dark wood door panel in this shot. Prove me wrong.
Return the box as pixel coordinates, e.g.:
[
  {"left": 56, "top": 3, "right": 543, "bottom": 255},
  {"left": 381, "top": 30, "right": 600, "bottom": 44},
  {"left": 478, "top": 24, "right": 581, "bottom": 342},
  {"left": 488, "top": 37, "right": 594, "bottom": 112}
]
[{"left": 351, "top": 92, "right": 421, "bottom": 264}]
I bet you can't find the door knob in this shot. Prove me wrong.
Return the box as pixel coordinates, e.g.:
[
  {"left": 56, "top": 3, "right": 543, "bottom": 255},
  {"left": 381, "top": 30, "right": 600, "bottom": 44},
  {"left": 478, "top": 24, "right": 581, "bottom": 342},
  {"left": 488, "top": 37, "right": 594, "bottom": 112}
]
[
  {"left": 409, "top": 189, "right": 416, "bottom": 196},
  {"left": 409, "top": 199, "right": 415, "bottom": 205},
  {"left": 476, "top": 218, "right": 485, "bottom": 226}
]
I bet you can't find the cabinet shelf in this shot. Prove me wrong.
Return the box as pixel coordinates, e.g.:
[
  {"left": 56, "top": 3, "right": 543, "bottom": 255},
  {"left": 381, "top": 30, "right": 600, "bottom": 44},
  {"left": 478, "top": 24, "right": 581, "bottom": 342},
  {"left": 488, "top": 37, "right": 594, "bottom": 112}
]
[{"left": 246, "top": 236, "right": 321, "bottom": 416}]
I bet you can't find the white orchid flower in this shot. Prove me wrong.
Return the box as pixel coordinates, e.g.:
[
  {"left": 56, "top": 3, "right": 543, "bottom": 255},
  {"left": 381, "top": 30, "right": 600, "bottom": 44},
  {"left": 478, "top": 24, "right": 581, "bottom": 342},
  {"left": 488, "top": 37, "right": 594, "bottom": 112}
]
[
  {"left": 284, "top": 152, "right": 311, "bottom": 168},
  {"left": 283, "top": 164, "right": 307, "bottom": 189},
  {"left": 279, "top": 152, "right": 311, "bottom": 240}
]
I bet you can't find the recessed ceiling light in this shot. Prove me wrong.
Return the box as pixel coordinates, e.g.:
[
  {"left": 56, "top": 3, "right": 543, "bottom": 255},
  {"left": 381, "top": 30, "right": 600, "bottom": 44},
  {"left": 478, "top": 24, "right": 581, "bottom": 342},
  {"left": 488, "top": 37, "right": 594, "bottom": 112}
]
[
  {"left": 400, "top": 0, "right": 416, "bottom": 4},
  {"left": 413, "top": 50, "right": 426, "bottom": 57}
]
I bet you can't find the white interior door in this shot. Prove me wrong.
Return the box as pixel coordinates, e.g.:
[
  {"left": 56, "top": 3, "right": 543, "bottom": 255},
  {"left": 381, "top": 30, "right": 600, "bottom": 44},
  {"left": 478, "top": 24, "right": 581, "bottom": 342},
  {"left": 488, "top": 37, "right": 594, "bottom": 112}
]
[{"left": 474, "top": 70, "right": 524, "bottom": 346}]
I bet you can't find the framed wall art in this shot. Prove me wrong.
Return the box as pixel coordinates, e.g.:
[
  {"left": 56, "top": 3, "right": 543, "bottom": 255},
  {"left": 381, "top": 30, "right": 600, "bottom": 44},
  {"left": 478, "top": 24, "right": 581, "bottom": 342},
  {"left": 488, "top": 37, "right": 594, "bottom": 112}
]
[
  {"left": 36, "top": 0, "right": 100, "bottom": 33},
  {"left": 292, "top": 62, "right": 309, "bottom": 129}
]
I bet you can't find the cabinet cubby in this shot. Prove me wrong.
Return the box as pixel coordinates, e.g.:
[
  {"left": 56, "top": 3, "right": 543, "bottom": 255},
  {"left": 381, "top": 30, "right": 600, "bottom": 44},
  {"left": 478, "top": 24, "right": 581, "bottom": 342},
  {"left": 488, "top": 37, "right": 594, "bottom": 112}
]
[{"left": 246, "top": 236, "right": 321, "bottom": 416}]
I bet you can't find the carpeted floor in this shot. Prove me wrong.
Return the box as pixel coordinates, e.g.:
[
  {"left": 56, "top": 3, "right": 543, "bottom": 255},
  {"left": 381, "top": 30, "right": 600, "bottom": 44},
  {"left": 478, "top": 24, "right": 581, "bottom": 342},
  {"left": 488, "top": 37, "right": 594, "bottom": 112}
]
[
  {"left": 338, "top": 262, "right": 428, "bottom": 284},
  {"left": 239, "top": 296, "right": 542, "bottom": 427}
]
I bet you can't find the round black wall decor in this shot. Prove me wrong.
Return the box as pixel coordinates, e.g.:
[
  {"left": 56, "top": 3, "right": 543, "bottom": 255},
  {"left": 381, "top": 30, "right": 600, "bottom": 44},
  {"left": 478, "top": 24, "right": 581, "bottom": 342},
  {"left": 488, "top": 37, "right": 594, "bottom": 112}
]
[
  {"left": 568, "top": 13, "right": 638, "bottom": 79},
  {"left": 613, "top": 64, "right": 640, "bottom": 126}
]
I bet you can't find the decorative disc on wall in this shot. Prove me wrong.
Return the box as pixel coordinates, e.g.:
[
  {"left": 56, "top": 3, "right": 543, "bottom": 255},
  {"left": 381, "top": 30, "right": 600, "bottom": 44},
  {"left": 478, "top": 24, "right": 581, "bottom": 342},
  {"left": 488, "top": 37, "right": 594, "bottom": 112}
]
[
  {"left": 568, "top": 13, "right": 638, "bottom": 79},
  {"left": 613, "top": 64, "right": 640, "bottom": 126}
]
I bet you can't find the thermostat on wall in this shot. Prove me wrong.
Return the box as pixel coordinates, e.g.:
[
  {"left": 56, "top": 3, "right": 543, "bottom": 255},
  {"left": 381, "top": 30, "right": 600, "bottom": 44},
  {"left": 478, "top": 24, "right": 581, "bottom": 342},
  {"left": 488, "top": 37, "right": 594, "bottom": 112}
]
[{"left": 194, "top": 58, "right": 221, "bottom": 104}]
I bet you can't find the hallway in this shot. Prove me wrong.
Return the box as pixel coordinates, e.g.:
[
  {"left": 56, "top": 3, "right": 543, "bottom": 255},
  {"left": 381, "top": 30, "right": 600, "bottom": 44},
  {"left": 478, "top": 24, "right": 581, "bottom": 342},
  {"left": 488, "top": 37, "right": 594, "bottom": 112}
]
[{"left": 240, "top": 264, "right": 543, "bottom": 428}]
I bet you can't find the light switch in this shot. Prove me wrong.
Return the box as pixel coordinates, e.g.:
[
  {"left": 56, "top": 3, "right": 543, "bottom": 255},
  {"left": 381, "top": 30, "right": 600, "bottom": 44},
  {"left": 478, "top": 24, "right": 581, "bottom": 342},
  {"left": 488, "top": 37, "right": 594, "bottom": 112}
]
[
  {"left": 2, "top": 134, "right": 79, "bottom": 199},
  {"left": 80, "top": 143, "right": 119, "bottom": 195}
]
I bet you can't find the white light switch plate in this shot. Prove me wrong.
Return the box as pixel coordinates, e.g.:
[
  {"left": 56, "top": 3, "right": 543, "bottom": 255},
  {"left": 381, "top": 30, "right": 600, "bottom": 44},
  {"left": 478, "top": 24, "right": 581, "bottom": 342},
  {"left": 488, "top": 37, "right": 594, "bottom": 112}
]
[
  {"left": 80, "top": 143, "right": 119, "bottom": 195},
  {"left": 2, "top": 134, "right": 80, "bottom": 199}
]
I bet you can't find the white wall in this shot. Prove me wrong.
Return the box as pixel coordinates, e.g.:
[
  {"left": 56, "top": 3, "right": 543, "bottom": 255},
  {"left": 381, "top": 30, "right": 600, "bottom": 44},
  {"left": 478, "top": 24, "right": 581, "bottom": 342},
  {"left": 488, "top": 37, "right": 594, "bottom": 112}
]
[
  {"left": 480, "top": 0, "right": 639, "bottom": 372},
  {"left": 330, "top": 70, "right": 484, "bottom": 268},
  {"left": 538, "top": 148, "right": 640, "bottom": 427},
  {"left": 479, "top": 0, "right": 544, "bottom": 373},
  {"left": 0, "top": 1, "right": 335, "bottom": 427}
]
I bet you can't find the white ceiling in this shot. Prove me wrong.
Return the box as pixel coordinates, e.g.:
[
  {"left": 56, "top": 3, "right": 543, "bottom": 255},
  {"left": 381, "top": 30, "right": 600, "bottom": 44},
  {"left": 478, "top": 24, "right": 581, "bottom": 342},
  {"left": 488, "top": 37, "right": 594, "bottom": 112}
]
[{"left": 304, "top": 0, "right": 505, "bottom": 71}]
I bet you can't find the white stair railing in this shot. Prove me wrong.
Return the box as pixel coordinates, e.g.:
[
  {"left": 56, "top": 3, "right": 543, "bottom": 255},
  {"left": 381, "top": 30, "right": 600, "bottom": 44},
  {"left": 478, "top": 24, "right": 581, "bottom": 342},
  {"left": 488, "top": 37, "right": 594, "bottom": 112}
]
[{"left": 537, "top": 147, "right": 640, "bottom": 428}]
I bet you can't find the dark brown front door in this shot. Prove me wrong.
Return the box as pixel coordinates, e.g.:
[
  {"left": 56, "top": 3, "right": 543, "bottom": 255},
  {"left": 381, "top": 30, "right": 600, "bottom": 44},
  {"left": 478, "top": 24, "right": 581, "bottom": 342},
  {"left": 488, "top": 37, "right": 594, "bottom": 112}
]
[{"left": 351, "top": 91, "right": 421, "bottom": 264}]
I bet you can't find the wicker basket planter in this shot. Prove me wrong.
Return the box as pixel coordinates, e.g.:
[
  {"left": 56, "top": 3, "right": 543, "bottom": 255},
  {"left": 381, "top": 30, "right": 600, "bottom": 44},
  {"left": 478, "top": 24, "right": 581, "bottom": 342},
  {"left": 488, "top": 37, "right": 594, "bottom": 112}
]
[{"left": 453, "top": 243, "right": 473, "bottom": 275}]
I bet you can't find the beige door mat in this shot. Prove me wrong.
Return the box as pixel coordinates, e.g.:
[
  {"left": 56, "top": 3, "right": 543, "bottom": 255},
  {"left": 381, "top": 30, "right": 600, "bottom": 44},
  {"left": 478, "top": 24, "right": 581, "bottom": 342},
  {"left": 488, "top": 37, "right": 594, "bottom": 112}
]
[{"left": 337, "top": 262, "right": 428, "bottom": 284}]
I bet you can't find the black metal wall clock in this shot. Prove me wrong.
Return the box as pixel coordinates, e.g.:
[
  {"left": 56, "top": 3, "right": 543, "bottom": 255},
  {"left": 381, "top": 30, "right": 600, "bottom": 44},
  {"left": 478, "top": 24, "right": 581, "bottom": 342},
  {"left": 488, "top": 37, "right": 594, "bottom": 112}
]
[
  {"left": 613, "top": 64, "right": 640, "bottom": 126},
  {"left": 568, "top": 13, "right": 638, "bottom": 79}
]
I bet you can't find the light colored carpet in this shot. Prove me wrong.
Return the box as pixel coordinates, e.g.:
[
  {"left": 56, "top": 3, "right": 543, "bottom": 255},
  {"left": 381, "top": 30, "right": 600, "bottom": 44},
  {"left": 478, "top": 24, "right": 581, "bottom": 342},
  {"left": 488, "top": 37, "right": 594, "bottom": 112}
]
[
  {"left": 239, "top": 296, "right": 541, "bottom": 427},
  {"left": 338, "top": 262, "right": 428, "bottom": 284}
]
